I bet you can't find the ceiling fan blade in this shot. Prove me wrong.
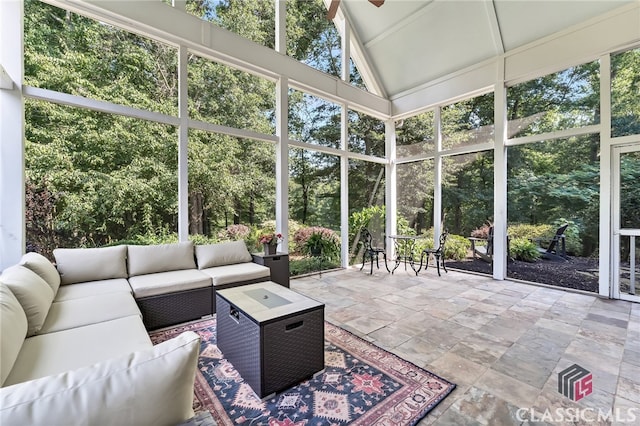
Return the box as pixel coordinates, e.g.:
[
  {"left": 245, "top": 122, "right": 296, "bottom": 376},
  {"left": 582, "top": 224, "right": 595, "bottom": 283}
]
[
  {"left": 327, "top": 0, "right": 340, "bottom": 20},
  {"left": 369, "top": 0, "right": 385, "bottom": 7}
]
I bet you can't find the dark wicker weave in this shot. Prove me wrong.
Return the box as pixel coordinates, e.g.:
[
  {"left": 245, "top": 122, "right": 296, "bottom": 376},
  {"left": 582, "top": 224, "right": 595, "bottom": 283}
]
[
  {"left": 137, "top": 286, "right": 213, "bottom": 330},
  {"left": 216, "top": 292, "right": 324, "bottom": 398}
]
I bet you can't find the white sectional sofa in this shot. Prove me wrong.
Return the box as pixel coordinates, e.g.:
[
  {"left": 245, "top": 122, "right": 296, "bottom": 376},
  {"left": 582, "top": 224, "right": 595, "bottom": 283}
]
[
  {"left": 53, "top": 240, "right": 271, "bottom": 329},
  {"left": 0, "top": 252, "right": 201, "bottom": 426},
  {"left": 0, "top": 240, "right": 273, "bottom": 425}
]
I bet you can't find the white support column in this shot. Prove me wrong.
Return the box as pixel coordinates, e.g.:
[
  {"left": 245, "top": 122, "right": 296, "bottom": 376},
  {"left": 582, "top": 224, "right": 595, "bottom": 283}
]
[
  {"left": 433, "top": 108, "right": 442, "bottom": 243},
  {"left": 275, "top": 77, "right": 289, "bottom": 251},
  {"left": 340, "top": 16, "right": 350, "bottom": 267},
  {"left": 0, "top": 1, "right": 25, "bottom": 269},
  {"left": 177, "top": 45, "right": 189, "bottom": 241},
  {"left": 385, "top": 120, "right": 396, "bottom": 258},
  {"left": 340, "top": 104, "right": 349, "bottom": 267},
  {"left": 275, "top": 0, "right": 286, "bottom": 55},
  {"left": 599, "top": 53, "right": 612, "bottom": 297},
  {"left": 341, "top": 16, "right": 350, "bottom": 82},
  {"left": 493, "top": 58, "right": 508, "bottom": 280}
]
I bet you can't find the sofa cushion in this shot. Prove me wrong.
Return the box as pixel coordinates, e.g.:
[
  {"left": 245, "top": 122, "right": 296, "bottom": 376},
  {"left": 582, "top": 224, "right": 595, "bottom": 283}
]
[
  {"left": 200, "top": 262, "right": 270, "bottom": 286},
  {"left": 128, "top": 242, "right": 196, "bottom": 277},
  {"left": 195, "top": 240, "right": 252, "bottom": 269},
  {"left": 0, "top": 331, "right": 200, "bottom": 426},
  {"left": 19, "top": 252, "right": 61, "bottom": 295},
  {"left": 3, "top": 315, "right": 151, "bottom": 386},
  {"left": 128, "top": 269, "right": 212, "bottom": 299},
  {"left": 53, "top": 278, "right": 132, "bottom": 302},
  {"left": 53, "top": 245, "right": 128, "bottom": 285},
  {"left": 0, "top": 266, "right": 54, "bottom": 337},
  {"left": 39, "top": 292, "right": 142, "bottom": 334},
  {"left": 0, "top": 285, "right": 28, "bottom": 386}
]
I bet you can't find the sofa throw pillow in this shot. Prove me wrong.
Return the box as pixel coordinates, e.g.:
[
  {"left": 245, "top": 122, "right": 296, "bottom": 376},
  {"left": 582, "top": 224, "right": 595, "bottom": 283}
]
[
  {"left": 0, "top": 266, "right": 54, "bottom": 337},
  {"left": 0, "top": 331, "right": 200, "bottom": 426},
  {"left": 127, "top": 242, "right": 196, "bottom": 276},
  {"left": 195, "top": 240, "right": 252, "bottom": 269},
  {"left": 53, "top": 245, "right": 128, "bottom": 285},
  {"left": 20, "top": 252, "right": 61, "bottom": 295},
  {"left": 0, "top": 285, "right": 28, "bottom": 386}
]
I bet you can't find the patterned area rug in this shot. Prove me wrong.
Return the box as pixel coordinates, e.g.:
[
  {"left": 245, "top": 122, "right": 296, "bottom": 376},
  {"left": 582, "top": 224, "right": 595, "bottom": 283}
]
[{"left": 149, "top": 318, "right": 455, "bottom": 426}]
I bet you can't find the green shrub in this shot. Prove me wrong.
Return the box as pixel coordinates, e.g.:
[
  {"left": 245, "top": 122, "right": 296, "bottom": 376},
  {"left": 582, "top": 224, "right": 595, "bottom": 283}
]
[
  {"left": 509, "top": 237, "right": 540, "bottom": 262},
  {"left": 290, "top": 257, "right": 341, "bottom": 276},
  {"left": 507, "top": 223, "right": 553, "bottom": 240},
  {"left": 445, "top": 234, "right": 469, "bottom": 260}
]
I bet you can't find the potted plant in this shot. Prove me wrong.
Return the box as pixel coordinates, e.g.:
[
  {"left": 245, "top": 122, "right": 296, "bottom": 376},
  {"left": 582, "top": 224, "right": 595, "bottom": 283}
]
[
  {"left": 259, "top": 232, "right": 282, "bottom": 255},
  {"left": 304, "top": 231, "right": 339, "bottom": 260}
]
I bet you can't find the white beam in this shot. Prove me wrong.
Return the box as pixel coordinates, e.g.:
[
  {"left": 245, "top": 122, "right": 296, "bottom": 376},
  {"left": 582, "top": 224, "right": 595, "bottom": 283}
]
[
  {"left": 340, "top": 103, "right": 349, "bottom": 268},
  {"left": 177, "top": 45, "right": 189, "bottom": 241},
  {"left": 493, "top": 58, "right": 507, "bottom": 280},
  {"left": 433, "top": 108, "right": 442, "bottom": 244},
  {"left": 0, "top": 0, "right": 24, "bottom": 269},
  {"left": 599, "top": 53, "right": 612, "bottom": 298},
  {"left": 275, "top": 77, "right": 289, "bottom": 252},
  {"left": 385, "top": 120, "right": 396, "bottom": 258},
  {"left": 275, "top": 0, "right": 286, "bottom": 55}
]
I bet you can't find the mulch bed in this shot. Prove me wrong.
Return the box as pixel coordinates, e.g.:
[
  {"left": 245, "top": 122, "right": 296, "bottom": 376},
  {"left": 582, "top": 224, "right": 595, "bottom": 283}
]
[{"left": 446, "top": 256, "right": 599, "bottom": 293}]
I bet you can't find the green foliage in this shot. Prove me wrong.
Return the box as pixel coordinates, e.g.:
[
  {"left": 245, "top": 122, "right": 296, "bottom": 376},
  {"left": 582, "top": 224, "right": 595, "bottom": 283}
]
[
  {"left": 294, "top": 227, "right": 340, "bottom": 261},
  {"left": 445, "top": 234, "right": 470, "bottom": 261},
  {"left": 507, "top": 223, "right": 554, "bottom": 240},
  {"left": 509, "top": 238, "right": 541, "bottom": 262},
  {"left": 289, "top": 257, "right": 341, "bottom": 276}
]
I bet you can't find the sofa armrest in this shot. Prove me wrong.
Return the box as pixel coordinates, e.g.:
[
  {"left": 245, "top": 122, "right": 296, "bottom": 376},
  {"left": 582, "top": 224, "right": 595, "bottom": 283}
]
[{"left": 0, "top": 331, "right": 200, "bottom": 426}]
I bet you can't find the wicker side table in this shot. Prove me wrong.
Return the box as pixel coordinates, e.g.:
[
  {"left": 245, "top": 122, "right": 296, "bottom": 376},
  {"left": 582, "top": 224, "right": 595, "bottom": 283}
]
[{"left": 251, "top": 253, "right": 290, "bottom": 288}]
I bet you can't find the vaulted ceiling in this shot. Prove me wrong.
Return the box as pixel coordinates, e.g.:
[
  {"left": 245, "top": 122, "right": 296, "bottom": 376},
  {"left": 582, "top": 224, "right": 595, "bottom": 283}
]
[{"left": 334, "top": 0, "right": 636, "bottom": 99}]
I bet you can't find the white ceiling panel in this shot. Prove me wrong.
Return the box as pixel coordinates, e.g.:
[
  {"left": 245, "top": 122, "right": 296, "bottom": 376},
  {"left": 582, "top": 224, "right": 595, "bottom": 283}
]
[
  {"left": 495, "top": 0, "right": 634, "bottom": 51},
  {"left": 336, "top": 0, "right": 637, "bottom": 98}
]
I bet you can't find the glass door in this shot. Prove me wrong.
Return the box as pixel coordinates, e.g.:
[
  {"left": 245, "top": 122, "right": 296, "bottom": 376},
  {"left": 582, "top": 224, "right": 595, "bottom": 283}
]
[{"left": 612, "top": 143, "right": 640, "bottom": 302}]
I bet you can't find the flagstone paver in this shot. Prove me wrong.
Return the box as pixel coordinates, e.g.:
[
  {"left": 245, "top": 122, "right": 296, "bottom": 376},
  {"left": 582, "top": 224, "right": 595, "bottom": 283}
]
[{"left": 291, "top": 267, "right": 640, "bottom": 425}]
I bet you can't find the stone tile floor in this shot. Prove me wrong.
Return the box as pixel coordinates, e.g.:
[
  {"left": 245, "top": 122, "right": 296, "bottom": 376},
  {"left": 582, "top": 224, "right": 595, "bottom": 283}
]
[{"left": 290, "top": 267, "right": 640, "bottom": 425}]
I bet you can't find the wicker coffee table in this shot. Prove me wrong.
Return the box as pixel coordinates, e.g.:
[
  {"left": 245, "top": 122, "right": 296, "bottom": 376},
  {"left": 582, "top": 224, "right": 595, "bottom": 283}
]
[{"left": 216, "top": 281, "right": 324, "bottom": 398}]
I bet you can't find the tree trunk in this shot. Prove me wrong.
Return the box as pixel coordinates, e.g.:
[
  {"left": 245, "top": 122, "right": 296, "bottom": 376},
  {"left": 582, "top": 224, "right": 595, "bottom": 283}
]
[{"left": 189, "top": 191, "right": 204, "bottom": 235}]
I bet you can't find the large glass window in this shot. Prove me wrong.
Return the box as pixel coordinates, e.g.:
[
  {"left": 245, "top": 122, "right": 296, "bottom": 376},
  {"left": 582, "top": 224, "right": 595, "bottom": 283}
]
[
  {"left": 289, "top": 148, "right": 341, "bottom": 274},
  {"left": 286, "top": 0, "right": 341, "bottom": 78},
  {"left": 187, "top": 130, "right": 275, "bottom": 248},
  {"left": 397, "top": 160, "right": 434, "bottom": 236},
  {"left": 24, "top": 0, "right": 178, "bottom": 115},
  {"left": 348, "top": 110, "right": 385, "bottom": 157},
  {"left": 442, "top": 152, "right": 494, "bottom": 237},
  {"left": 188, "top": 53, "right": 276, "bottom": 135},
  {"left": 348, "top": 160, "right": 385, "bottom": 265},
  {"left": 506, "top": 135, "right": 600, "bottom": 292},
  {"left": 186, "top": 0, "right": 275, "bottom": 50},
  {"left": 25, "top": 99, "right": 178, "bottom": 257},
  {"left": 507, "top": 61, "right": 599, "bottom": 139},
  {"left": 441, "top": 93, "right": 494, "bottom": 150},
  {"left": 396, "top": 111, "right": 435, "bottom": 158},
  {"left": 612, "top": 47, "right": 640, "bottom": 138},
  {"left": 288, "top": 90, "right": 340, "bottom": 148}
]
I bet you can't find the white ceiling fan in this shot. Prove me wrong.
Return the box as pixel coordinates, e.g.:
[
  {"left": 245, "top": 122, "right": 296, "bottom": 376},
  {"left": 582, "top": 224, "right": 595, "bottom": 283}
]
[{"left": 327, "top": 0, "right": 385, "bottom": 20}]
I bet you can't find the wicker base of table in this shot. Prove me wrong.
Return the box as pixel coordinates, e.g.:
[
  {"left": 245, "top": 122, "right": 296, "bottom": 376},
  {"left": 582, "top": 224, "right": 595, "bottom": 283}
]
[{"left": 216, "top": 285, "right": 324, "bottom": 398}]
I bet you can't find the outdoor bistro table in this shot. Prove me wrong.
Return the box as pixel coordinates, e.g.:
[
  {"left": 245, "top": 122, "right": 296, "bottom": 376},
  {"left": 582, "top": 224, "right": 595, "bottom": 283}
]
[{"left": 388, "top": 235, "right": 423, "bottom": 274}]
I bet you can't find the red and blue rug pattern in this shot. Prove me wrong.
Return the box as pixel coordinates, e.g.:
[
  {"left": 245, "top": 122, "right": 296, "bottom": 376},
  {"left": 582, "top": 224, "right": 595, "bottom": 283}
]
[{"left": 149, "top": 318, "right": 455, "bottom": 426}]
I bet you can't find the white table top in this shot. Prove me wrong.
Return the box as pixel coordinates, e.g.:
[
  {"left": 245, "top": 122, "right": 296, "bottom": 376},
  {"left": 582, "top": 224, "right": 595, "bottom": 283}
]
[{"left": 217, "top": 281, "right": 323, "bottom": 324}]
